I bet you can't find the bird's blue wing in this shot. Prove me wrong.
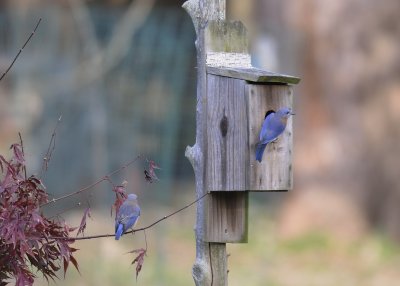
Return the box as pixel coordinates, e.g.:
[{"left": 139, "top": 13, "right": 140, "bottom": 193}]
[
  {"left": 259, "top": 113, "right": 286, "bottom": 144},
  {"left": 116, "top": 203, "right": 140, "bottom": 230}
]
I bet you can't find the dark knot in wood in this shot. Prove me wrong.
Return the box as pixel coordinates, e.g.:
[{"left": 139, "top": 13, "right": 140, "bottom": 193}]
[{"left": 220, "top": 114, "right": 228, "bottom": 137}]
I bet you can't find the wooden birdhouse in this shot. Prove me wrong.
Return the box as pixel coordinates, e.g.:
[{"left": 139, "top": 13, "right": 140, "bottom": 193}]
[
  {"left": 202, "top": 20, "right": 300, "bottom": 243},
  {"left": 205, "top": 66, "right": 299, "bottom": 192}
]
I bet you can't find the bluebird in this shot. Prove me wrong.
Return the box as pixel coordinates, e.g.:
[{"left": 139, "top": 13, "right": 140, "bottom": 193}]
[
  {"left": 115, "top": 193, "right": 141, "bottom": 240},
  {"left": 255, "top": 107, "right": 294, "bottom": 162}
]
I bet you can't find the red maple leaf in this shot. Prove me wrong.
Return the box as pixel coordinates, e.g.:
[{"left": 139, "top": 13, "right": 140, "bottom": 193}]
[
  {"left": 0, "top": 142, "right": 80, "bottom": 285},
  {"left": 111, "top": 184, "right": 127, "bottom": 216},
  {"left": 128, "top": 248, "right": 147, "bottom": 280},
  {"left": 10, "top": 143, "right": 24, "bottom": 164},
  {"left": 76, "top": 207, "right": 92, "bottom": 237},
  {"left": 144, "top": 159, "right": 160, "bottom": 183}
]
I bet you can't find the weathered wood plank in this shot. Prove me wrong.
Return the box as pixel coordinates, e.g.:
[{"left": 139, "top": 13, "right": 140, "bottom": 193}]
[
  {"left": 209, "top": 244, "right": 227, "bottom": 286},
  {"left": 206, "top": 74, "right": 248, "bottom": 192},
  {"left": 207, "top": 66, "right": 301, "bottom": 84},
  {"left": 204, "top": 192, "right": 248, "bottom": 243},
  {"left": 182, "top": 0, "right": 230, "bottom": 285},
  {"left": 205, "top": 20, "right": 248, "bottom": 53},
  {"left": 183, "top": 0, "right": 225, "bottom": 35},
  {"left": 247, "top": 84, "right": 293, "bottom": 191}
]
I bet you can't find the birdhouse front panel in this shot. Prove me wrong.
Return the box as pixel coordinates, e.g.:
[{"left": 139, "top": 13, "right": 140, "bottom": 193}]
[{"left": 247, "top": 84, "right": 293, "bottom": 191}]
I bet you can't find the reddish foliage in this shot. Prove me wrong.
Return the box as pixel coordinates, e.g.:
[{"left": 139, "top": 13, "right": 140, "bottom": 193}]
[
  {"left": 144, "top": 159, "right": 160, "bottom": 183},
  {"left": 0, "top": 144, "right": 79, "bottom": 285},
  {"left": 111, "top": 185, "right": 127, "bottom": 216},
  {"left": 128, "top": 248, "right": 147, "bottom": 280},
  {"left": 76, "top": 207, "right": 91, "bottom": 237},
  {"left": 144, "top": 170, "right": 153, "bottom": 183}
]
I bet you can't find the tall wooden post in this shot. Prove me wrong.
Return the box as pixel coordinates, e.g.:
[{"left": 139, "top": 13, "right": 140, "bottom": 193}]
[
  {"left": 183, "top": 0, "right": 227, "bottom": 285},
  {"left": 183, "top": 1, "right": 300, "bottom": 285}
]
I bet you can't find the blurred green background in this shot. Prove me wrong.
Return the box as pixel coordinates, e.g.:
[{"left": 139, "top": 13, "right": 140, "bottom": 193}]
[{"left": 1, "top": 0, "right": 400, "bottom": 285}]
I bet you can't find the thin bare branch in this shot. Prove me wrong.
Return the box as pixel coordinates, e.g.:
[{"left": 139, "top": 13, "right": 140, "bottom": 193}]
[
  {"left": 18, "top": 132, "right": 27, "bottom": 179},
  {"left": 40, "top": 155, "right": 143, "bottom": 207},
  {"left": 48, "top": 202, "right": 82, "bottom": 219},
  {"left": 130, "top": 192, "right": 209, "bottom": 234},
  {"left": 40, "top": 115, "right": 62, "bottom": 177},
  {"left": 47, "top": 192, "right": 209, "bottom": 241},
  {"left": 144, "top": 230, "right": 148, "bottom": 251},
  {"left": 0, "top": 18, "right": 41, "bottom": 82}
]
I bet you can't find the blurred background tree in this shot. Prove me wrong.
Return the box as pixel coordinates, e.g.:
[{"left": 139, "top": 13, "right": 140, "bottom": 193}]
[
  {"left": 0, "top": 0, "right": 197, "bottom": 206},
  {"left": 231, "top": 0, "right": 400, "bottom": 240}
]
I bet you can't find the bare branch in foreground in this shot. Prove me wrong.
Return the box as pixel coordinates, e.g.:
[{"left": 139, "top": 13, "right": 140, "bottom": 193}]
[
  {"left": 47, "top": 192, "right": 209, "bottom": 241},
  {"left": 40, "top": 155, "right": 143, "bottom": 207},
  {"left": 18, "top": 132, "right": 27, "bottom": 180},
  {"left": 0, "top": 18, "right": 42, "bottom": 82},
  {"left": 40, "top": 115, "right": 62, "bottom": 177}
]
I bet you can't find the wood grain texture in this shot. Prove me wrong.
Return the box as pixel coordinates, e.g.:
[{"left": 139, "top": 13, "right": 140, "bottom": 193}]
[
  {"left": 205, "top": 20, "right": 248, "bottom": 53},
  {"left": 247, "top": 84, "right": 293, "bottom": 191},
  {"left": 182, "top": 0, "right": 229, "bottom": 284},
  {"left": 204, "top": 192, "right": 248, "bottom": 243},
  {"left": 209, "top": 244, "right": 228, "bottom": 286},
  {"left": 207, "top": 66, "right": 301, "bottom": 84},
  {"left": 182, "top": 0, "right": 225, "bottom": 35},
  {"left": 206, "top": 74, "right": 248, "bottom": 192}
]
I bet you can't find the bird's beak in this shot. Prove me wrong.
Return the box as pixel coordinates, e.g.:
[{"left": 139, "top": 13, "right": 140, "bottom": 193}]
[{"left": 290, "top": 112, "right": 296, "bottom": 116}]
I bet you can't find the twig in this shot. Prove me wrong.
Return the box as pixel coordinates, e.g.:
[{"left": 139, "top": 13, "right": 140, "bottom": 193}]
[
  {"left": 18, "top": 132, "right": 27, "bottom": 180},
  {"left": 0, "top": 18, "right": 42, "bottom": 82},
  {"left": 40, "top": 115, "right": 62, "bottom": 177},
  {"left": 129, "top": 192, "right": 209, "bottom": 234},
  {"left": 47, "top": 192, "right": 209, "bottom": 240},
  {"left": 40, "top": 155, "right": 143, "bottom": 207},
  {"left": 48, "top": 202, "right": 82, "bottom": 219},
  {"left": 144, "top": 230, "right": 148, "bottom": 251}
]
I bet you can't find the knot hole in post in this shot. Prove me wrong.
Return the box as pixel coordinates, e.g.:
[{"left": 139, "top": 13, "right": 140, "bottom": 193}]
[{"left": 220, "top": 109, "right": 228, "bottom": 137}]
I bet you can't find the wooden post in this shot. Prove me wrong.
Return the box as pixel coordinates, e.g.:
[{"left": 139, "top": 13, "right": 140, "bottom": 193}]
[
  {"left": 183, "top": 1, "right": 300, "bottom": 285},
  {"left": 183, "top": 0, "right": 228, "bottom": 285}
]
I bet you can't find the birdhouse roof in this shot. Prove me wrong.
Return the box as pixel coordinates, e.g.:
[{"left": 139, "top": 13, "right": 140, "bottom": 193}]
[{"left": 207, "top": 66, "right": 300, "bottom": 85}]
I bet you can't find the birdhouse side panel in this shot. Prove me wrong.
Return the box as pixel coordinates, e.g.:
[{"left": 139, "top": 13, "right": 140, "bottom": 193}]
[
  {"left": 247, "top": 84, "right": 293, "bottom": 191},
  {"left": 206, "top": 74, "right": 248, "bottom": 191}
]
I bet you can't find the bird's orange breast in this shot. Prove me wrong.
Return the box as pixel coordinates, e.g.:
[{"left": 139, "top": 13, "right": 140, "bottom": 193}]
[{"left": 280, "top": 117, "right": 288, "bottom": 125}]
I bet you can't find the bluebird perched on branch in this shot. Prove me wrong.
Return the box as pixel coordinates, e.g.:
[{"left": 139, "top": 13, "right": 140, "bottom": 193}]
[
  {"left": 115, "top": 193, "right": 140, "bottom": 240},
  {"left": 255, "top": 107, "right": 294, "bottom": 162}
]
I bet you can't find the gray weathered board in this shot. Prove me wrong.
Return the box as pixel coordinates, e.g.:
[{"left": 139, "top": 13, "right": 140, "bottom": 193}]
[
  {"left": 205, "top": 20, "right": 248, "bottom": 53},
  {"left": 204, "top": 192, "right": 248, "bottom": 243},
  {"left": 207, "top": 66, "right": 300, "bottom": 84}
]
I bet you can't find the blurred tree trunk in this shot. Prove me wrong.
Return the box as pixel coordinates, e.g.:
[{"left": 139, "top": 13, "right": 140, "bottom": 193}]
[
  {"left": 285, "top": 0, "right": 400, "bottom": 239},
  {"left": 234, "top": 0, "right": 400, "bottom": 240}
]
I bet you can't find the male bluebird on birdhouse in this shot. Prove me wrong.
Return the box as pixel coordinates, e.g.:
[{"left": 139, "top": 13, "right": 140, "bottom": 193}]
[
  {"left": 255, "top": 107, "right": 294, "bottom": 162},
  {"left": 115, "top": 193, "right": 141, "bottom": 240}
]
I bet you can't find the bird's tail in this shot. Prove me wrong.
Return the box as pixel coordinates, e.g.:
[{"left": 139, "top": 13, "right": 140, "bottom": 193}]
[
  {"left": 255, "top": 143, "right": 267, "bottom": 162},
  {"left": 115, "top": 224, "right": 124, "bottom": 240}
]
